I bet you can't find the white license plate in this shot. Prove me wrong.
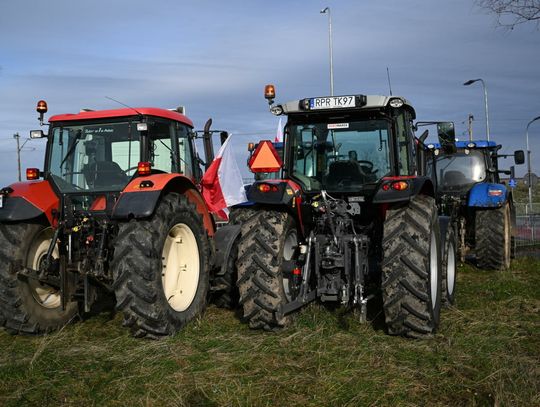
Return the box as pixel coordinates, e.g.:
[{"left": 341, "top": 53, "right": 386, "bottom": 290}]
[{"left": 310, "top": 96, "right": 356, "bottom": 110}]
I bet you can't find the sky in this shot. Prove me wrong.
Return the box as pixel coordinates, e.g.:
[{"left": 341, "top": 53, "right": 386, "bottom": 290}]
[{"left": 0, "top": 0, "right": 539, "bottom": 187}]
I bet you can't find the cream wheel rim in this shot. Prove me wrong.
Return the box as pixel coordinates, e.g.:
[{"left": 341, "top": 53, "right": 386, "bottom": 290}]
[
  {"left": 161, "top": 223, "right": 200, "bottom": 312},
  {"left": 28, "top": 228, "right": 61, "bottom": 309}
]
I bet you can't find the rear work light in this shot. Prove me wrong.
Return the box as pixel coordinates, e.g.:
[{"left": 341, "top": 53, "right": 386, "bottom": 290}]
[
  {"left": 137, "top": 162, "right": 152, "bottom": 176},
  {"left": 257, "top": 183, "right": 279, "bottom": 193},
  {"left": 392, "top": 181, "right": 409, "bottom": 191},
  {"left": 26, "top": 168, "right": 40, "bottom": 180},
  {"left": 488, "top": 188, "right": 504, "bottom": 197}
]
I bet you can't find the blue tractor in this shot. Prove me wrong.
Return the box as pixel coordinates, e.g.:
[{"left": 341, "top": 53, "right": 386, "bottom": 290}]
[{"left": 421, "top": 123, "right": 525, "bottom": 270}]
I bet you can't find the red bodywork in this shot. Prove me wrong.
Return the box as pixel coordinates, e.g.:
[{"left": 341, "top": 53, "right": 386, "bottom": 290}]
[
  {"left": 49, "top": 107, "right": 193, "bottom": 127},
  {"left": 119, "top": 174, "right": 216, "bottom": 236},
  {"left": 8, "top": 181, "right": 59, "bottom": 226}
]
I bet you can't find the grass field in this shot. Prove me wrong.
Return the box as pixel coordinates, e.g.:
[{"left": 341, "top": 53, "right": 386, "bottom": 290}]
[{"left": 1, "top": 258, "right": 539, "bottom": 407}]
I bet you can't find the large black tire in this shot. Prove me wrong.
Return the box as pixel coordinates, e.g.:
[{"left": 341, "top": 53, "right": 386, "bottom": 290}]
[
  {"left": 475, "top": 204, "right": 511, "bottom": 270},
  {"left": 112, "top": 193, "right": 210, "bottom": 338},
  {"left": 0, "top": 223, "right": 79, "bottom": 334},
  {"left": 236, "top": 210, "right": 298, "bottom": 331},
  {"left": 211, "top": 207, "right": 256, "bottom": 309},
  {"left": 441, "top": 224, "right": 457, "bottom": 306},
  {"left": 381, "top": 195, "right": 442, "bottom": 338}
]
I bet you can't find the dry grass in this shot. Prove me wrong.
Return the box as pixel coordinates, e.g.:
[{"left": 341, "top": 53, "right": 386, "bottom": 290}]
[{"left": 1, "top": 257, "right": 539, "bottom": 406}]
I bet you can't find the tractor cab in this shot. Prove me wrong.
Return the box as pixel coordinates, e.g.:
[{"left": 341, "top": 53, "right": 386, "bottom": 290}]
[
  {"left": 427, "top": 140, "right": 524, "bottom": 196},
  {"left": 27, "top": 106, "right": 198, "bottom": 213},
  {"left": 257, "top": 85, "right": 422, "bottom": 204}
]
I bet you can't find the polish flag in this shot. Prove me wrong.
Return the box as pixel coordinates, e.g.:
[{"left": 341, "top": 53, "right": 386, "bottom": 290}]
[
  {"left": 201, "top": 135, "right": 247, "bottom": 220},
  {"left": 274, "top": 117, "right": 283, "bottom": 143}
]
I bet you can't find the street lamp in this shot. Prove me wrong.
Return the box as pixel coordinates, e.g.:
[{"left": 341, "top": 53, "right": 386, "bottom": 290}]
[
  {"left": 463, "top": 78, "right": 490, "bottom": 141},
  {"left": 13, "top": 133, "right": 31, "bottom": 182},
  {"left": 526, "top": 115, "right": 540, "bottom": 214},
  {"left": 320, "top": 7, "right": 334, "bottom": 96}
]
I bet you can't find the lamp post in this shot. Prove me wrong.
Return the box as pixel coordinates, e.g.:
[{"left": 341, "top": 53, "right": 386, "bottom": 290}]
[
  {"left": 526, "top": 115, "right": 540, "bottom": 215},
  {"left": 463, "top": 78, "right": 490, "bottom": 141},
  {"left": 13, "top": 133, "right": 30, "bottom": 182},
  {"left": 320, "top": 7, "right": 334, "bottom": 96}
]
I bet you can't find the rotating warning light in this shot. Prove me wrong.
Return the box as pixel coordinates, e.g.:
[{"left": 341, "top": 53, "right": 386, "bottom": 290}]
[
  {"left": 137, "top": 161, "right": 152, "bottom": 175},
  {"left": 36, "top": 100, "right": 48, "bottom": 114},
  {"left": 264, "top": 84, "right": 276, "bottom": 100},
  {"left": 26, "top": 168, "right": 40, "bottom": 180},
  {"left": 248, "top": 140, "right": 283, "bottom": 173}
]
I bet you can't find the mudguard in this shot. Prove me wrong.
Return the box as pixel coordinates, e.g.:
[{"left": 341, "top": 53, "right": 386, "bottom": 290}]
[
  {"left": 246, "top": 180, "right": 300, "bottom": 206},
  {"left": 467, "top": 183, "right": 508, "bottom": 208},
  {"left": 373, "top": 176, "right": 434, "bottom": 203},
  {"left": 0, "top": 181, "right": 59, "bottom": 225},
  {"left": 213, "top": 224, "right": 241, "bottom": 273},
  {"left": 111, "top": 173, "right": 216, "bottom": 236}
]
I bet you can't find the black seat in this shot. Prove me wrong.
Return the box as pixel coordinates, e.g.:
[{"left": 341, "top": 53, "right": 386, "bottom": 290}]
[
  {"left": 326, "top": 161, "right": 365, "bottom": 188},
  {"left": 83, "top": 161, "right": 128, "bottom": 188},
  {"left": 443, "top": 170, "right": 467, "bottom": 187}
]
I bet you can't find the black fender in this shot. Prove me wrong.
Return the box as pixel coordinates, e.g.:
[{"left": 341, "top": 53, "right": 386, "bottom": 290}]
[
  {"left": 0, "top": 196, "right": 43, "bottom": 222},
  {"left": 111, "top": 174, "right": 216, "bottom": 236},
  {"left": 438, "top": 215, "right": 451, "bottom": 258},
  {"left": 373, "top": 176, "right": 434, "bottom": 203},
  {"left": 213, "top": 224, "right": 242, "bottom": 274},
  {"left": 0, "top": 181, "right": 59, "bottom": 225}
]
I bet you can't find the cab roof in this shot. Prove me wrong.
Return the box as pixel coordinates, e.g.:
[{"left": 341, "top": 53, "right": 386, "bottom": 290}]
[
  {"left": 279, "top": 95, "right": 416, "bottom": 119},
  {"left": 49, "top": 107, "right": 193, "bottom": 127},
  {"left": 427, "top": 140, "right": 498, "bottom": 149}
]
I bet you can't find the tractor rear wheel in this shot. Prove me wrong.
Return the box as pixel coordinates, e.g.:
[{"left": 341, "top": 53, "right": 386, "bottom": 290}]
[
  {"left": 236, "top": 210, "right": 298, "bottom": 331},
  {"left": 475, "top": 204, "right": 511, "bottom": 270},
  {"left": 0, "top": 223, "right": 78, "bottom": 334},
  {"left": 211, "top": 207, "right": 255, "bottom": 309},
  {"left": 112, "top": 193, "right": 210, "bottom": 338},
  {"left": 441, "top": 224, "right": 457, "bottom": 306},
  {"left": 381, "top": 195, "right": 442, "bottom": 338}
]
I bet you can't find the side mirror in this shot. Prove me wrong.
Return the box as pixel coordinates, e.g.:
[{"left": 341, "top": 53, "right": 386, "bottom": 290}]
[
  {"left": 29, "top": 130, "right": 46, "bottom": 139},
  {"left": 514, "top": 150, "right": 525, "bottom": 165},
  {"left": 436, "top": 122, "right": 456, "bottom": 153}
]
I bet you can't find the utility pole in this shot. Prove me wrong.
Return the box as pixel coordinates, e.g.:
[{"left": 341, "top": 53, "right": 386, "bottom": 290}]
[
  {"left": 320, "top": 7, "right": 334, "bottom": 96},
  {"left": 467, "top": 114, "right": 474, "bottom": 141},
  {"left": 13, "top": 133, "right": 21, "bottom": 182}
]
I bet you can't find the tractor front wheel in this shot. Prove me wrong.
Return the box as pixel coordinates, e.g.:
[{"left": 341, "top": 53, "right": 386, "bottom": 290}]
[
  {"left": 0, "top": 223, "right": 79, "bottom": 334},
  {"left": 112, "top": 193, "right": 210, "bottom": 338}
]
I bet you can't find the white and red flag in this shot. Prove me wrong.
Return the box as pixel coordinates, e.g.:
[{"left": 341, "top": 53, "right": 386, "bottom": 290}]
[
  {"left": 274, "top": 117, "right": 283, "bottom": 143},
  {"left": 201, "top": 135, "right": 247, "bottom": 220}
]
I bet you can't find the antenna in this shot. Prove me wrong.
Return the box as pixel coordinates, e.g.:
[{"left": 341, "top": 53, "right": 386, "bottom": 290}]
[
  {"left": 386, "top": 67, "right": 393, "bottom": 96},
  {"left": 105, "top": 96, "right": 143, "bottom": 116}
]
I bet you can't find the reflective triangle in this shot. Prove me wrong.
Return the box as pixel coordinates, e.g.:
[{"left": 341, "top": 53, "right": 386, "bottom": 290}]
[{"left": 248, "top": 140, "right": 283, "bottom": 173}]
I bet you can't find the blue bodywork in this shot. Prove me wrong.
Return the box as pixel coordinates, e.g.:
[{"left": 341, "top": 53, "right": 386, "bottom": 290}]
[
  {"left": 468, "top": 183, "right": 508, "bottom": 208},
  {"left": 428, "top": 139, "right": 509, "bottom": 208}
]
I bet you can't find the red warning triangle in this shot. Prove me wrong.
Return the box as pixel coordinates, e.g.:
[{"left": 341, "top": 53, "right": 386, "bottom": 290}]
[{"left": 248, "top": 140, "right": 283, "bottom": 173}]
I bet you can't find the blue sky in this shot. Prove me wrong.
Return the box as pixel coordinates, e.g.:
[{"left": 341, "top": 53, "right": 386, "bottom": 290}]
[{"left": 0, "top": 0, "right": 539, "bottom": 186}]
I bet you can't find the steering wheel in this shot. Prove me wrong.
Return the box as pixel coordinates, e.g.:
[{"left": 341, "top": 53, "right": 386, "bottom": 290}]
[
  {"left": 123, "top": 166, "right": 139, "bottom": 175},
  {"left": 357, "top": 160, "right": 374, "bottom": 172}
]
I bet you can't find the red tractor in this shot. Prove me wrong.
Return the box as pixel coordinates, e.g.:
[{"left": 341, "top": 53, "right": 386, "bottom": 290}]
[{"left": 0, "top": 101, "right": 232, "bottom": 337}]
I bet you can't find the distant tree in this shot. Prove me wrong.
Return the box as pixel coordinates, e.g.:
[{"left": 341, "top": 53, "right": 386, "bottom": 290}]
[{"left": 476, "top": 0, "right": 540, "bottom": 29}]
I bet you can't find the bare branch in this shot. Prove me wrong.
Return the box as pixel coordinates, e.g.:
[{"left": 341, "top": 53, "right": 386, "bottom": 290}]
[{"left": 476, "top": 0, "right": 540, "bottom": 29}]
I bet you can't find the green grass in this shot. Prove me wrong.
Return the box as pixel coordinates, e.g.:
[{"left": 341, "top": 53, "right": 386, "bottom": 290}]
[{"left": 1, "top": 258, "right": 539, "bottom": 406}]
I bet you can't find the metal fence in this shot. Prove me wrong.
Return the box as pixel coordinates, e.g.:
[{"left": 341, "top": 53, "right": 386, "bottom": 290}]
[{"left": 515, "top": 214, "right": 540, "bottom": 247}]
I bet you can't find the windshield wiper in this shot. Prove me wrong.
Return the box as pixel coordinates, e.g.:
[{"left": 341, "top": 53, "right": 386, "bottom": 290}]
[{"left": 59, "top": 130, "right": 82, "bottom": 169}]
